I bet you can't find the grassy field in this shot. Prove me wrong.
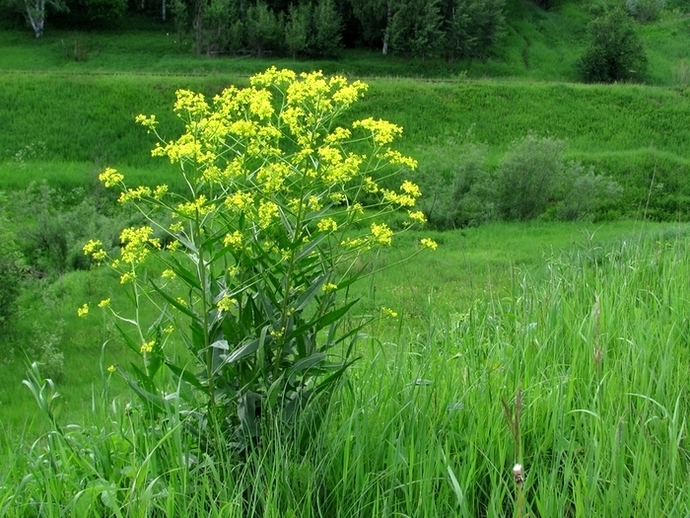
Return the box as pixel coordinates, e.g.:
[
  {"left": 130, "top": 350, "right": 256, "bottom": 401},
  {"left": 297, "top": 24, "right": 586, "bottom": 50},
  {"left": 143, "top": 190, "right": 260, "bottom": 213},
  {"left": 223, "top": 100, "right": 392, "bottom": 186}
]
[
  {"left": 3, "top": 221, "right": 690, "bottom": 515},
  {"left": 2, "top": 0, "right": 690, "bottom": 514}
]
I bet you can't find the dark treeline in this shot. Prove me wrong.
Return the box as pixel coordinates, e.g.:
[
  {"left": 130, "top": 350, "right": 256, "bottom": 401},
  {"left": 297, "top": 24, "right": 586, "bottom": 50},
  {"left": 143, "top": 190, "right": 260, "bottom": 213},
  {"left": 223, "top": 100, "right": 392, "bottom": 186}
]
[{"left": 2, "top": 0, "right": 513, "bottom": 60}]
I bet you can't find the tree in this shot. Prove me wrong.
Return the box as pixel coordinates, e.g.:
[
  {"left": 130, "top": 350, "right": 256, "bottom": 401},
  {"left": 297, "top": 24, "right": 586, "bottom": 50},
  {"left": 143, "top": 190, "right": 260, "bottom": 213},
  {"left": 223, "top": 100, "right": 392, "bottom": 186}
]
[
  {"left": 577, "top": 8, "right": 647, "bottom": 83},
  {"left": 311, "top": 0, "right": 343, "bottom": 57},
  {"left": 390, "top": 0, "right": 444, "bottom": 58},
  {"left": 350, "top": 0, "right": 390, "bottom": 53},
  {"left": 444, "top": 0, "right": 505, "bottom": 60},
  {"left": 246, "top": 1, "right": 284, "bottom": 57},
  {"left": 285, "top": 2, "right": 311, "bottom": 58},
  {"left": 6, "top": 0, "right": 67, "bottom": 37},
  {"left": 80, "top": 0, "right": 127, "bottom": 23}
]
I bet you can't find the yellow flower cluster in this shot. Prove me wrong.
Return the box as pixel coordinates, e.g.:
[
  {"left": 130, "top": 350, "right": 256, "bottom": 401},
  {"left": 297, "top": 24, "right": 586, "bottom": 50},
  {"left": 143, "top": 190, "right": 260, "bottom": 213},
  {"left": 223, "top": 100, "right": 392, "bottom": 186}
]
[
  {"left": 140, "top": 340, "right": 155, "bottom": 354},
  {"left": 223, "top": 230, "right": 244, "bottom": 250},
  {"left": 370, "top": 223, "right": 393, "bottom": 246},
  {"left": 77, "top": 303, "right": 89, "bottom": 317},
  {"left": 176, "top": 195, "right": 215, "bottom": 218},
  {"left": 120, "top": 226, "right": 158, "bottom": 264},
  {"left": 317, "top": 218, "right": 338, "bottom": 233},
  {"left": 119, "top": 186, "right": 152, "bottom": 204},
  {"left": 322, "top": 283, "right": 338, "bottom": 292},
  {"left": 99, "top": 167, "right": 124, "bottom": 188},
  {"left": 381, "top": 307, "right": 398, "bottom": 318},
  {"left": 216, "top": 294, "right": 237, "bottom": 312},
  {"left": 353, "top": 118, "right": 403, "bottom": 146},
  {"left": 420, "top": 238, "right": 439, "bottom": 251},
  {"left": 258, "top": 200, "right": 279, "bottom": 229},
  {"left": 83, "top": 239, "right": 107, "bottom": 261}
]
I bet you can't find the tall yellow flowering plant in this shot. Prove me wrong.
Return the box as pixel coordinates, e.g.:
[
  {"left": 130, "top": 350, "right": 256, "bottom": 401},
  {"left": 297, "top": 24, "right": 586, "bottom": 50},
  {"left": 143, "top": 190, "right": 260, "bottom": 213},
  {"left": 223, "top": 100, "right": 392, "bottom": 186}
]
[{"left": 88, "top": 68, "right": 436, "bottom": 446}]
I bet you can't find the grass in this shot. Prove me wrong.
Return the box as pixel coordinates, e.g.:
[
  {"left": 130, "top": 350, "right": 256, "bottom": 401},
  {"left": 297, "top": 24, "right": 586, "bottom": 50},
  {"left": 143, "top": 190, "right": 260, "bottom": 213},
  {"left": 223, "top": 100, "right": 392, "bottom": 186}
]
[
  {"left": 3, "top": 72, "right": 690, "bottom": 218},
  {"left": 2, "top": 221, "right": 690, "bottom": 515}
]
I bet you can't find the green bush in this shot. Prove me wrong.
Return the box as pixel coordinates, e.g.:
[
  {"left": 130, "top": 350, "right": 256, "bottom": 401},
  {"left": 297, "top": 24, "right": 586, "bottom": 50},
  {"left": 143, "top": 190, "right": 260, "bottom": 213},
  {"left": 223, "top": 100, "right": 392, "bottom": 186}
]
[
  {"left": 552, "top": 163, "right": 623, "bottom": 221},
  {"left": 577, "top": 8, "right": 647, "bottom": 83},
  {"left": 0, "top": 194, "right": 23, "bottom": 336},
  {"left": 494, "top": 134, "right": 567, "bottom": 220},
  {"left": 626, "top": 0, "right": 666, "bottom": 22},
  {"left": 416, "top": 141, "right": 494, "bottom": 229}
]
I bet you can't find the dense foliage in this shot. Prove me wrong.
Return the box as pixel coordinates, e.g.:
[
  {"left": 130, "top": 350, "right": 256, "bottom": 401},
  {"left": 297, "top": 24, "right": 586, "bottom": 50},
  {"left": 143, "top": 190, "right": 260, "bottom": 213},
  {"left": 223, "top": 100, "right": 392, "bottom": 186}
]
[
  {"left": 578, "top": 8, "right": 648, "bottom": 83},
  {"left": 1, "top": 0, "right": 508, "bottom": 59}
]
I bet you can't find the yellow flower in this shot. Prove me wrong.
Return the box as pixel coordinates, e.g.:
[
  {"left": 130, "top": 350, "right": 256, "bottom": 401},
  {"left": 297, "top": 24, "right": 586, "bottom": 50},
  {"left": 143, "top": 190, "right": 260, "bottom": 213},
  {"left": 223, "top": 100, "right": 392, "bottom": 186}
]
[
  {"left": 223, "top": 231, "right": 244, "bottom": 250},
  {"left": 216, "top": 294, "right": 237, "bottom": 312},
  {"left": 175, "top": 297, "right": 187, "bottom": 308},
  {"left": 408, "top": 211, "right": 427, "bottom": 224},
  {"left": 77, "top": 303, "right": 89, "bottom": 317},
  {"left": 381, "top": 307, "right": 398, "bottom": 318},
  {"left": 163, "top": 325, "right": 175, "bottom": 334},
  {"left": 420, "top": 238, "right": 438, "bottom": 251},
  {"left": 83, "top": 239, "right": 103, "bottom": 256},
  {"left": 97, "top": 298, "right": 111, "bottom": 308},
  {"left": 118, "top": 186, "right": 152, "bottom": 204},
  {"left": 225, "top": 191, "right": 254, "bottom": 212},
  {"left": 322, "top": 283, "right": 338, "bottom": 293},
  {"left": 140, "top": 340, "right": 155, "bottom": 354},
  {"left": 107, "top": 364, "right": 116, "bottom": 373},
  {"left": 153, "top": 184, "right": 169, "bottom": 200},
  {"left": 169, "top": 222, "right": 184, "bottom": 233},
  {"left": 258, "top": 200, "right": 279, "bottom": 229},
  {"left": 400, "top": 180, "right": 422, "bottom": 199},
  {"left": 161, "top": 269, "right": 176, "bottom": 279},
  {"left": 120, "top": 226, "right": 155, "bottom": 264},
  {"left": 370, "top": 222, "right": 393, "bottom": 246},
  {"left": 120, "top": 271, "right": 136, "bottom": 284},
  {"left": 176, "top": 195, "right": 215, "bottom": 218},
  {"left": 99, "top": 167, "right": 124, "bottom": 188},
  {"left": 317, "top": 218, "right": 338, "bottom": 233},
  {"left": 353, "top": 118, "right": 403, "bottom": 146}
]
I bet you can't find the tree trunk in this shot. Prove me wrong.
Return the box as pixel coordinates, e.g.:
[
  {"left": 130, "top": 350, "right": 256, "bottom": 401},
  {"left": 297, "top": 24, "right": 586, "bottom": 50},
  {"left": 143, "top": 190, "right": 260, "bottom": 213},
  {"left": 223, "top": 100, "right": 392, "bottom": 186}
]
[
  {"left": 382, "top": 1, "right": 392, "bottom": 55},
  {"left": 25, "top": 0, "right": 46, "bottom": 38},
  {"left": 162, "top": 0, "right": 166, "bottom": 21}
]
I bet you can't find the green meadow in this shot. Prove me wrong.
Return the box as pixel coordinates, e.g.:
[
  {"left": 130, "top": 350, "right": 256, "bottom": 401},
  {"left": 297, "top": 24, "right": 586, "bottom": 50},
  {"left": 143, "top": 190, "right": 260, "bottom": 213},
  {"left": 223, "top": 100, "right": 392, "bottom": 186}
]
[{"left": 2, "top": 1, "right": 690, "bottom": 515}]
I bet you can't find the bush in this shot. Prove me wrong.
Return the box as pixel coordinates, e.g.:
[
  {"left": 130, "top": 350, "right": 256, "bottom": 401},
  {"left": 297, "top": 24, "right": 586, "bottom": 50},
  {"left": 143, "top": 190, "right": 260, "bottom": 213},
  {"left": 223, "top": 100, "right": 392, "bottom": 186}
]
[
  {"left": 577, "top": 8, "right": 647, "bottom": 83},
  {"left": 494, "top": 134, "right": 567, "bottom": 220},
  {"left": 7, "top": 182, "right": 132, "bottom": 277},
  {"left": 0, "top": 207, "right": 22, "bottom": 336},
  {"left": 493, "top": 135, "right": 622, "bottom": 222},
  {"left": 416, "top": 141, "right": 494, "bottom": 229},
  {"left": 553, "top": 163, "right": 623, "bottom": 221},
  {"left": 626, "top": 0, "right": 666, "bottom": 22}
]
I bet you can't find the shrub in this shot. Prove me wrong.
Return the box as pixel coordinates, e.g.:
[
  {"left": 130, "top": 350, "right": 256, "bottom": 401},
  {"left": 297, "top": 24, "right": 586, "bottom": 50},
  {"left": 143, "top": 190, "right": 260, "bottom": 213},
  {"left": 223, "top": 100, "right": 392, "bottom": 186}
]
[
  {"left": 85, "top": 68, "right": 436, "bottom": 451},
  {"left": 554, "top": 163, "right": 623, "bottom": 221},
  {"left": 626, "top": 0, "right": 666, "bottom": 22},
  {"left": 577, "top": 8, "right": 647, "bottom": 83},
  {"left": 0, "top": 199, "right": 22, "bottom": 336},
  {"left": 494, "top": 134, "right": 567, "bottom": 221},
  {"left": 416, "top": 141, "right": 493, "bottom": 229}
]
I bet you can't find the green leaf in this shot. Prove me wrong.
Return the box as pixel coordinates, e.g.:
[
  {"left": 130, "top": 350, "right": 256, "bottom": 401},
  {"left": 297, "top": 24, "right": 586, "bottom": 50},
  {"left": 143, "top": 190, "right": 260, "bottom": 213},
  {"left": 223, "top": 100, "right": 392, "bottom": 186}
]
[
  {"left": 222, "top": 337, "right": 261, "bottom": 364},
  {"left": 115, "top": 323, "right": 143, "bottom": 357},
  {"left": 148, "top": 280, "right": 198, "bottom": 321},
  {"left": 165, "top": 360, "right": 205, "bottom": 391},
  {"left": 293, "top": 273, "right": 330, "bottom": 312},
  {"left": 289, "top": 299, "right": 358, "bottom": 340},
  {"left": 287, "top": 352, "right": 327, "bottom": 379}
]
